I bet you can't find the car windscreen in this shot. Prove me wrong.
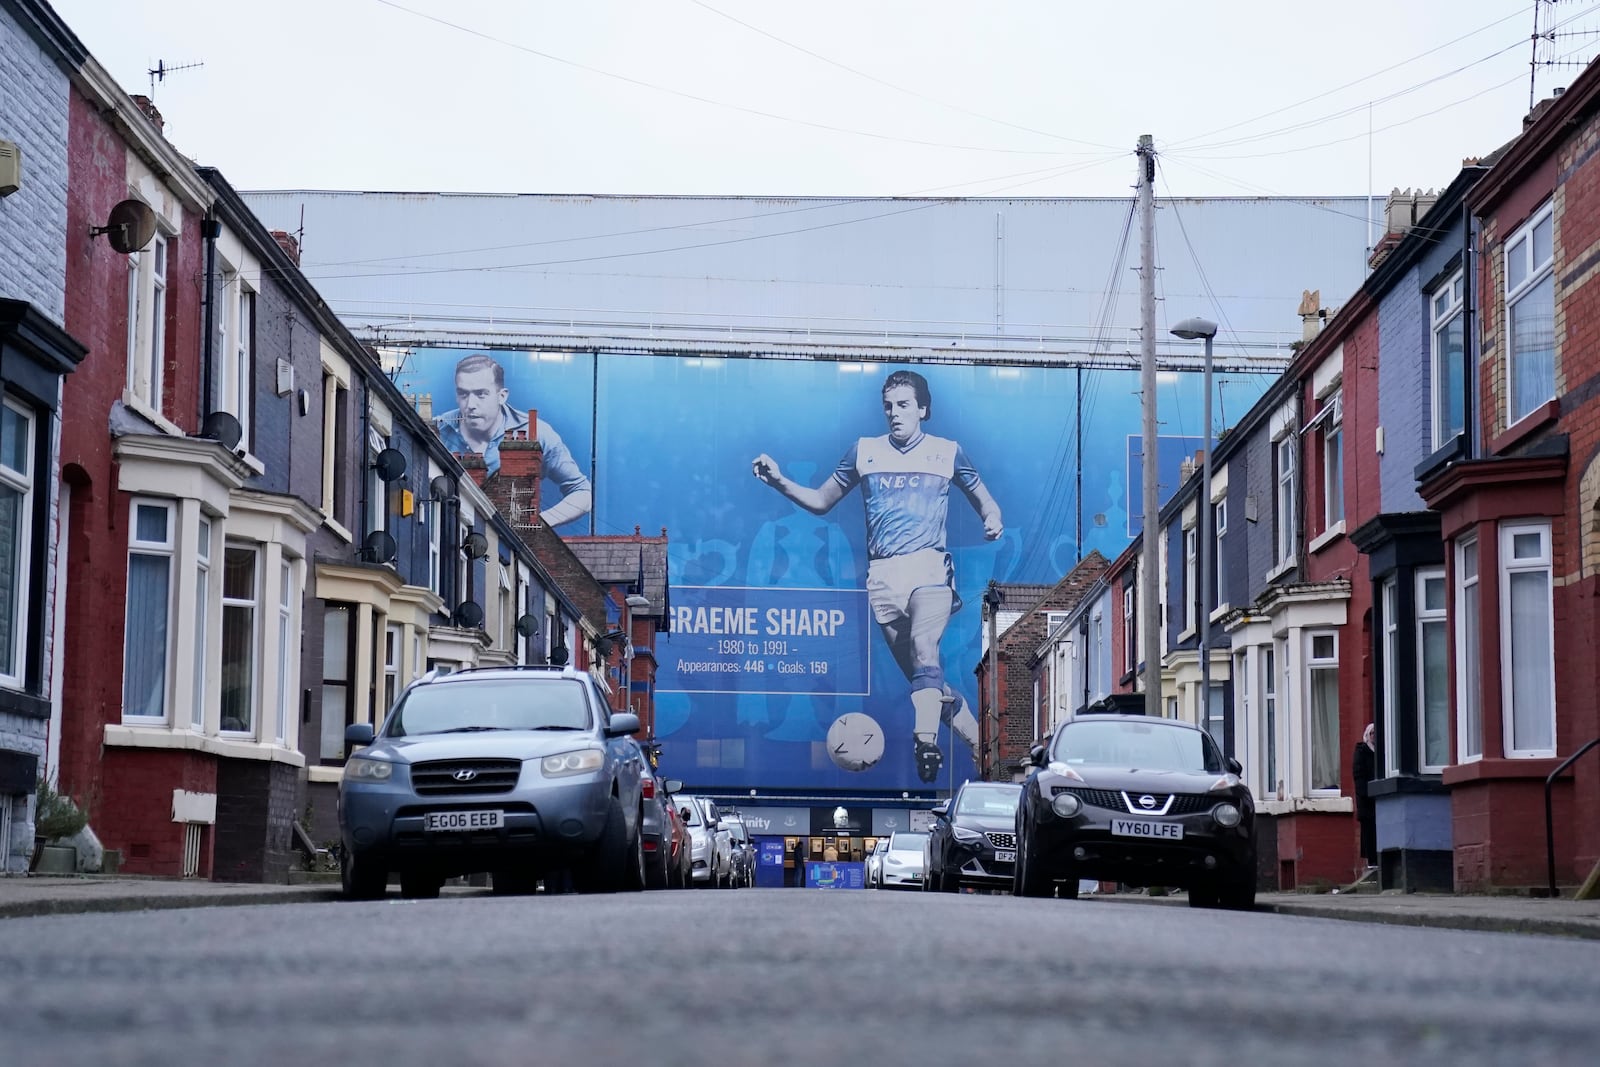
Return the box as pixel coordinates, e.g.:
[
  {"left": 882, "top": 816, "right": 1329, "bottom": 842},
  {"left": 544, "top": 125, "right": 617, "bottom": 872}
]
[
  {"left": 955, "top": 785, "right": 1021, "bottom": 816},
  {"left": 1051, "top": 719, "right": 1224, "bottom": 774},
  {"left": 888, "top": 832, "right": 927, "bottom": 853},
  {"left": 387, "top": 679, "right": 594, "bottom": 737}
]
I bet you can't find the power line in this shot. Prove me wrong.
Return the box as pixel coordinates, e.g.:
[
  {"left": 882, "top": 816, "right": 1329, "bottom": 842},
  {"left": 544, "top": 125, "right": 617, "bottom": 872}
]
[
  {"left": 685, "top": 0, "right": 1119, "bottom": 151},
  {"left": 371, "top": 0, "right": 1089, "bottom": 158},
  {"left": 1167, "top": 4, "right": 1533, "bottom": 148}
]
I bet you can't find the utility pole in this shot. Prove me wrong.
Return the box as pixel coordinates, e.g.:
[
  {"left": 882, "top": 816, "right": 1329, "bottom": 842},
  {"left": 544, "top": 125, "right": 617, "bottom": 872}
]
[{"left": 1138, "top": 135, "right": 1162, "bottom": 720}]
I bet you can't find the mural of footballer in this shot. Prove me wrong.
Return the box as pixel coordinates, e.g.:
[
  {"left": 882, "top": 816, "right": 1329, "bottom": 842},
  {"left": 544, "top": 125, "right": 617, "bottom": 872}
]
[{"left": 751, "top": 369, "right": 1003, "bottom": 783}]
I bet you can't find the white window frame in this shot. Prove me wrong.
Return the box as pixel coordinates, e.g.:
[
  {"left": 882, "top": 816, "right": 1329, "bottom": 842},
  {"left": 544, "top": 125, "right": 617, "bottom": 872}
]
[
  {"left": 1262, "top": 643, "right": 1279, "bottom": 798},
  {"left": 192, "top": 517, "right": 211, "bottom": 730},
  {"left": 1183, "top": 524, "right": 1197, "bottom": 633},
  {"left": 0, "top": 399, "right": 36, "bottom": 689},
  {"left": 1416, "top": 566, "right": 1450, "bottom": 773},
  {"left": 234, "top": 282, "right": 253, "bottom": 448},
  {"left": 276, "top": 559, "right": 294, "bottom": 745},
  {"left": 1275, "top": 434, "right": 1297, "bottom": 566},
  {"left": 383, "top": 621, "right": 402, "bottom": 719},
  {"left": 457, "top": 513, "right": 472, "bottom": 608},
  {"left": 1380, "top": 577, "right": 1399, "bottom": 778},
  {"left": 1213, "top": 499, "right": 1228, "bottom": 611},
  {"left": 1306, "top": 630, "right": 1340, "bottom": 794},
  {"left": 1430, "top": 271, "right": 1466, "bottom": 450},
  {"left": 1498, "top": 521, "right": 1556, "bottom": 758},
  {"left": 1456, "top": 536, "right": 1483, "bottom": 763},
  {"left": 123, "top": 499, "right": 176, "bottom": 722},
  {"left": 219, "top": 544, "right": 260, "bottom": 738},
  {"left": 498, "top": 565, "right": 514, "bottom": 650},
  {"left": 1045, "top": 610, "right": 1069, "bottom": 636},
  {"left": 366, "top": 428, "right": 389, "bottom": 546},
  {"left": 1504, "top": 203, "right": 1556, "bottom": 425},
  {"left": 1308, "top": 391, "right": 1343, "bottom": 530},
  {"left": 125, "top": 233, "right": 168, "bottom": 408}
]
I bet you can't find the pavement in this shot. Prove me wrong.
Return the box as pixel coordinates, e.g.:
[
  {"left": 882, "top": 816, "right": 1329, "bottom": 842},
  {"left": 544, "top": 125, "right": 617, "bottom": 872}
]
[{"left": 3, "top": 874, "right": 1600, "bottom": 939}]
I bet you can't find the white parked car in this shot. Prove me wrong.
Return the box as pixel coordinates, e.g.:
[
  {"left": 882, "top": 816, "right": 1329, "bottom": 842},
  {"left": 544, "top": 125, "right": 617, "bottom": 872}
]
[
  {"left": 879, "top": 831, "right": 928, "bottom": 890},
  {"left": 865, "top": 837, "right": 890, "bottom": 888},
  {"left": 679, "top": 795, "right": 733, "bottom": 888}
]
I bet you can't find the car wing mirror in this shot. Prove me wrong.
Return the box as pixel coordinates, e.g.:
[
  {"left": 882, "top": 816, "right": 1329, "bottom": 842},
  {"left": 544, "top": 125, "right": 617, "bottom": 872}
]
[
  {"left": 1225, "top": 756, "right": 1243, "bottom": 776},
  {"left": 1029, "top": 744, "right": 1047, "bottom": 767},
  {"left": 931, "top": 800, "right": 950, "bottom": 819},
  {"left": 345, "top": 723, "right": 375, "bottom": 747},
  {"left": 664, "top": 778, "right": 684, "bottom": 793}
]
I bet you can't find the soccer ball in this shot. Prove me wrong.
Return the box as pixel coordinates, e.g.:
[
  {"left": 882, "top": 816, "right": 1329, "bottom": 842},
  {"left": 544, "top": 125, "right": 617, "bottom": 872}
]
[{"left": 826, "top": 712, "right": 885, "bottom": 772}]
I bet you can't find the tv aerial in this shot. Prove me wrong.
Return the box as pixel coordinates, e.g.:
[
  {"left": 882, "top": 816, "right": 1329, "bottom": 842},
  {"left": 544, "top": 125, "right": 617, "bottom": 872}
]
[{"left": 148, "top": 59, "right": 204, "bottom": 98}]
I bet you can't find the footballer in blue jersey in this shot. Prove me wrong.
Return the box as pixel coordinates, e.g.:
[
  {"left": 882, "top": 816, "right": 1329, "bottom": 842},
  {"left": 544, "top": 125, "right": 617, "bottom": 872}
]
[
  {"left": 434, "top": 353, "right": 593, "bottom": 528},
  {"left": 752, "top": 370, "right": 1003, "bottom": 783}
]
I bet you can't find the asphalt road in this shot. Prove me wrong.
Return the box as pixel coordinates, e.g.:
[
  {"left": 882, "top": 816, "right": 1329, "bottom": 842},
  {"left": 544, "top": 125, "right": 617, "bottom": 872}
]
[{"left": 7, "top": 888, "right": 1598, "bottom": 1066}]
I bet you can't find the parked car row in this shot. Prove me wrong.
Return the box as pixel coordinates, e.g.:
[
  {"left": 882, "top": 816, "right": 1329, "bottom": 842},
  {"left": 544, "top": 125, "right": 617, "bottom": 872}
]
[{"left": 675, "top": 794, "right": 756, "bottom": 889}]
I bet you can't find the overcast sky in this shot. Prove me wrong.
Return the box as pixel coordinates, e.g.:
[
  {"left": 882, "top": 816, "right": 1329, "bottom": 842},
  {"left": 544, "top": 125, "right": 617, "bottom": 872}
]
[{"left": 49, "top": 0, "right": 1600, "bottom": 200}]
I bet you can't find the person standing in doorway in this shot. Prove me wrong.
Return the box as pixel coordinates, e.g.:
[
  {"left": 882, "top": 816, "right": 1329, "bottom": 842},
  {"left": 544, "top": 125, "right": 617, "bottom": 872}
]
[
  {"left": 1352, "top": 722, "right": 1378, "bottom": 875},
  {"left": 752, "top": 369, "right": 1004, "bottom": 784}
]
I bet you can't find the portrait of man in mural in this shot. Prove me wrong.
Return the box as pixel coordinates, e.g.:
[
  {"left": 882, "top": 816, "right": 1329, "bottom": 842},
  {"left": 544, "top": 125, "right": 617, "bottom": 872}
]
[
  {"left": 433, "top": 353, "right": 594, "bottom": 527},
  {"left": 751, "top": 369, "right": 1003, "bottom": 783}
]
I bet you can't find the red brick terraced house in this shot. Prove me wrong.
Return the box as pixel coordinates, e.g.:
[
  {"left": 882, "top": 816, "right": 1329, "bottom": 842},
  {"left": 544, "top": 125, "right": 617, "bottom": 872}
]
[{"left": 1420, "top": 66, "right": 1600, "bottom": 893}]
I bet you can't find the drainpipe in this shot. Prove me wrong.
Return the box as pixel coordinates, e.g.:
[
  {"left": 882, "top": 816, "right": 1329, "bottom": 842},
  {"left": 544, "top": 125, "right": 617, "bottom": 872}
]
[{"left": 200, "top": 213, "right": 220, "bottom": 420}]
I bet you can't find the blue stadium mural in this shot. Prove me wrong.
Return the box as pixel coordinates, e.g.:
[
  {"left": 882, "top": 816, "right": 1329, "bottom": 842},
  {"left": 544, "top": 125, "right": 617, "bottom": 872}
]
[{"left": 395, "top": 349, "right": 1235, "bottom": 793}]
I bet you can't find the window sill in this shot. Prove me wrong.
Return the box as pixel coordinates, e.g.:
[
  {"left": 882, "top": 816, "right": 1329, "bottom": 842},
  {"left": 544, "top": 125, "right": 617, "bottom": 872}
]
[
  {"left": 235, "top": 450, "right": 266, "bottom": 477},
  {"left": 103, "top": 724, "right": 305, "bottom": 766},
  {"left": 308, "top": 765, "right": 345, "bottom": 784},
  {"left": 1308, "top": 522, "right": 1346, "bottom": 555},
  {"left": 1490, "top": 399, "right": 1559, "bottom": 455},
  {"left": 1441, "top": 756, "right": 1561, "bottom": 785},
  {"left": 1177, "top": 627, "right": 1196, "bottom": 644},
  {"left": 324, "top": 516, "right": 352, "bottom": 543},
  {"left": 1266, "top": 559, "right": 1296, "bottom": 583},
  {"left": 1289, "top": 795, "right": 1353, "bottom": 814},
  {"left": 1209, "top": 603, "right": 1231, "bottom": 623},
  {"left": 122, "top": 390, "right": 185, "bottom": 437}
]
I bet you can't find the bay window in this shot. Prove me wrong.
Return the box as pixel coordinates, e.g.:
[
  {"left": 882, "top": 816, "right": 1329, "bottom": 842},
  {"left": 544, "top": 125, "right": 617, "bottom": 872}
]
[
  {"left": 1262, "top": 644, "right": 1279, "bottom": 797},
  {"left": 1456, "top": 537, "right": 1483, "bottom": 761},
  {"left": 276, "top": 560, "right": 293, "bottom": 745},
  {"left": 1307, "top": 631, "right": 1339, "bottom": 792},
  {"left": 220, "top": 545, "right": 259, "bottom": 735},
  {"left": 1499, "top": 522, "right": 1555, "bottom": 757},
  {"left": 0, "top": 399, "right": 34, "bottom": 687},
  {"left": 192, "top": 518, "right": 211, "bottom": 729},
  {"left": 1416, "top": 567, "right": 1450, "bottom": 772},
  {"left": 321, "top": 604, "right": 352, "bottom": 762},
  {"left": 1505, "top": 204, "right": 1555, "bottom": 424},
  {"left": 1430, "top": 272, "right": 1466, "bottom": 449},
  {"left": 1380, "top": 578, "right": 1399, "bottom": 778},
  {"left": 123, "top": 500, "right": 174, "bottom": 721}
]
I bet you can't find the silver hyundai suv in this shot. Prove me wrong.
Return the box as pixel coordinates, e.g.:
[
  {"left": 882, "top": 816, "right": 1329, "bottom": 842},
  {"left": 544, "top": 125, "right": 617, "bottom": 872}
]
[{"left": 337, "top": 665, "right": 646, "bottom": 899}]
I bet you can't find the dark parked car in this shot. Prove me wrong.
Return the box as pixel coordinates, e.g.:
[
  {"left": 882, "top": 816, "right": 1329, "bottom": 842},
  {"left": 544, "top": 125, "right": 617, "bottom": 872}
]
[
  {"left": 720, "top": 812, "right": 756, "bottom": 888},
  {"left": 925, "top": 780, "right": 1022, "bottom": 893},
  {"left": 337, "top": 665, "right": 646, "bottom": 899},
  {"left": 1014, "top": 714, "right": 1256, "bottom": 909},
  {"left": 637, "top": 758, "right": 688, "bottom": 890}
]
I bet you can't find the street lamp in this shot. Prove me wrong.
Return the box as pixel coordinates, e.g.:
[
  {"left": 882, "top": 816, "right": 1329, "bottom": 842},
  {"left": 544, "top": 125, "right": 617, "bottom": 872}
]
[{"left": 1170, "top": 317, "right": 1217, "bottom": 737}]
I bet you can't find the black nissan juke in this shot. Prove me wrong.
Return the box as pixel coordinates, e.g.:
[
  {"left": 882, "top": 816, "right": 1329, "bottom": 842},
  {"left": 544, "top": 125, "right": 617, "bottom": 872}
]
[{"left": 1014, "top": 714, "right": 1257, "bottom": 909}]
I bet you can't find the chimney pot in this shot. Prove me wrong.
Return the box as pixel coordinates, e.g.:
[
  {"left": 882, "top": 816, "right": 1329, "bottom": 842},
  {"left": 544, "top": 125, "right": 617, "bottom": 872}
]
[
  {"left": 269, "top": 230, "right": 301, "bottom": 266},
  {"left": 129, "top": 94, "right": 164, "bottom": 131}
]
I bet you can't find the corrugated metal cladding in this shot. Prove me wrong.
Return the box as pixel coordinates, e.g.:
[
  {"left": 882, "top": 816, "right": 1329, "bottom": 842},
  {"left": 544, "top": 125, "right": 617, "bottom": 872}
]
[{"left": 240, "top": 192, "right": 1375, "bottom": 358}]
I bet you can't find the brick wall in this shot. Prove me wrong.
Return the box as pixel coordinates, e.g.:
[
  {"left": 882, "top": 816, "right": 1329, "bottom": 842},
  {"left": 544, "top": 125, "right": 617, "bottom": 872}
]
[
  {"left": 214, "top": 758, "right": 298, "bottom": 884},
  {"left": 95, "top": 748, "right": 217, "bottom": 877},
  {"left": 0, "top": 7, "right": 69, "bottom": 322}
]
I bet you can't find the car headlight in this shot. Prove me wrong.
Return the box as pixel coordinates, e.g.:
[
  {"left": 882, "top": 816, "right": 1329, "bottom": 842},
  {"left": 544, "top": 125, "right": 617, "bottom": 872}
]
[
  {"left": 541, "top": 749, "right": 605, "bottom": 777},
  {"left": 343, "top": 756, "right": 393, "bottom": 782},
  {"left": 1051, "top": 792, "right": 1083, "bottom": 818},
  {"left": 1208, "top": 773, "right": 1243, "bottom": 792},
  {"left": 1212, "top": 802, "right": 1242, "bottom": 828},
  {"left": 951, "top": 826, "right": 984, "bottom": 844}
]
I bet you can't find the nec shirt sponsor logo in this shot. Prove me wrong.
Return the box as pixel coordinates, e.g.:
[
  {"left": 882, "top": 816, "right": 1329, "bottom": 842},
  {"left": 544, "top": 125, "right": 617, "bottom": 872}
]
[{"left": 871, "top": 473, "right": 930, "bottom": 490}]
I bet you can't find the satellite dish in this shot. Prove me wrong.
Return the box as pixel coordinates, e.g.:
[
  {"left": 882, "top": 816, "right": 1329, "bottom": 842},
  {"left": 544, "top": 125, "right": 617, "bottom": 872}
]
[
  {"left": 454, "top": 601, "right": 484, "bottom": 629},
  {"left": 549, "top": 640, "right": 569, "bottom": 667},
  {"left": 200, "top": 411, "right": 243, "bottom": 451},
  {"left": 91, "top": 199, "right": 159, "bottom": 254},
  {"left": 372, "top": 448, "right": 407, "bottom": 483},
  {"left": 428, "top": 474, "right": 457, "bottom": 503},
  {"left": 362, "top": 530, "right": 397, "bottom": 564},
  {"left": 461, "top": 532, "right": 489, "bottom": 560},
  {"left": 514, "top": 613, "right": 540, "bottom": 639}
]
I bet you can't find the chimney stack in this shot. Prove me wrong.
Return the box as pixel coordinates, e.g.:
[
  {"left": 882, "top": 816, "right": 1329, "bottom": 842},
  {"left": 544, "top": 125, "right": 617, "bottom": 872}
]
[
  {"left": 270, "top": 230, "right": 301, "bottom": 266},
  {"left": 481, "top": 411, "right": 544, "bottom": 534},
  {"left": 1298, "top": 289, "right": 1323, "bottom": 342},
  {"left": 129, "top": 95, "right": 164, "bottom": 131}
]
